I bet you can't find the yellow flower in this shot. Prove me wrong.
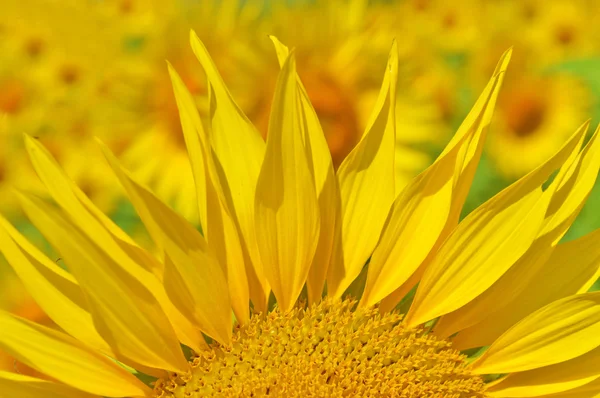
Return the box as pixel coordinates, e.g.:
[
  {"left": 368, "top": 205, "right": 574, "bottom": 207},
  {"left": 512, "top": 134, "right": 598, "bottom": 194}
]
[
  {"left": 487, "top": 73, "right": 591, "bottom": 178},
  {"left": 0, "top": 0, "right": 132, "bottom": 217},
  {"left": 3, "top": 35, "right": 600, "bottom": 397}
]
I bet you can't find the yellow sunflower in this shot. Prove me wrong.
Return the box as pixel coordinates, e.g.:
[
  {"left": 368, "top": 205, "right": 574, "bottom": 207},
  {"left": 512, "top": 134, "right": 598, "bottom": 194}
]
[
  {"left": 3, "top": 35, "right": 600, "bottom": 397},
  {"left": 486, "top": 72, "right": 591, "bottom": 178},
  {"left": 0, "top": 0, "right": 132, "bottom": 216}
]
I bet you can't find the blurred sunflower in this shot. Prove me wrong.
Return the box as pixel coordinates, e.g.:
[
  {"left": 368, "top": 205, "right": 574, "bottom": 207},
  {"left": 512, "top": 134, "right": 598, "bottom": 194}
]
[
  {"left": 0, "top": 0, "right": 129, "bottom": 217},
  {"left": 2, "top": 35, "right": 600, "bottom": 397},
  {"left": 244, "top": 0, "right": 448, "bottom": 188},
  {"left": 101, "top": 0, "right": 448, "bottom": 221},
  {"left": 487, "top": 73, "right": 591, "bottom": 178}
]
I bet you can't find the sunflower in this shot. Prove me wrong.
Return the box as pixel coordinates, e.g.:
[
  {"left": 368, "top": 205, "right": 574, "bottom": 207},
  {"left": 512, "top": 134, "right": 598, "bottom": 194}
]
[
  {"left": 0, "top": 0, "right": 133, "bottom": 217},
  {"left": 2, "top": 35, "right": 600, "bottom": 397},
  {"left": 486, "top": 71, "right": 591, "bottom": 179}
]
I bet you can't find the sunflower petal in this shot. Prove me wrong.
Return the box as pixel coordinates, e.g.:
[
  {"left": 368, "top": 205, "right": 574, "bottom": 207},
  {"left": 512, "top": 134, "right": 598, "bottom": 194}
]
[
  {"left": 169, "top": 63, "right": 250, "bottom": 324},
  {"left": 0, "top": 215, "right": 109, "bottom": 353},
  {"left": 360, "top": 50, "right": 510, "bottom": 308},
  {"left": 405, "top": 124, "right": 587, "bottom": 327},
  {"left": 485, "top": 345, "right": 600, "bottom": 397},
  {"left": 99, "top": 143, "right": 232, "bottom": 344},
  {"left": 18, "top": 193, "right": 188, "bottom": 373},
  {"left": 471, "top": 292, "right": 600, "bottom": 374},
  {"left": 435, "top": 122, "right": 598, "bottom": 338},
  {"left": 0, "top": 371, "right": 97, "bottom": 398},
  {"left": 451, "top": 226, "right": 600, "bottom": 350},
  {"left": 24, "top": 134, "right": 205, "bottom": 352},
  {"left": 190, "top": 31, "right": 268, "bottom": 306},
  {"left": 22, "top": 136, "right": 149, "bottom": 266},
  {"left": 166, "top": 62, "right": 209, "bottom": 231},
  {"left": 269, "top": 36, "right": 340, "bottom": 304},
  {"left": 327, "top": 41, "right": 398, "bottom": 298},
  {"left": 254, "top": 50, "right": 320, "bottom": 312},
  {"left": 0, "top": 312, "right": 150, "bottom": 397}
]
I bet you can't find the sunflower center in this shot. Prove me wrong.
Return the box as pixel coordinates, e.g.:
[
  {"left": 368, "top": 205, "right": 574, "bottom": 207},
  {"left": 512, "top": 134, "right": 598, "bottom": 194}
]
[
  {"left": 503, "top": 87, "right": 547, "bottom": 138},
  {"left": 153, "top": 299, "right": 486, "bottom": 397}
]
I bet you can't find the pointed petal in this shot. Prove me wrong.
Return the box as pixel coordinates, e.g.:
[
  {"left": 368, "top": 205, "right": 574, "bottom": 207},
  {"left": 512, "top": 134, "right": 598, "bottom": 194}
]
[
  {"left": 18, "top": 193, "right": 188, "bottom": 373},
  {"left": 405, "top": 124, "right": 586, "bottom": 327},
  {"left": 0, "top": 371, "right": 97, "bottom": 398},
  {"left": 486, "top": 345, "right": 600, "bottom": 397},
  {"left": 435, "top": 122, "right": 598, "bottom": 338},
  {"left": 471, "top": 292, "right": 600, "bottom": 374},
  {"left": 169, "top": 63, "right": 250, "bottom": 324},
  {"left": 269, "top": 36, "right": 340, "bottom": 304},
  {"left": 99, "top": 143, "right": 232, "bottom": 344},
  {"left": 166, "top": 62, "right": 209, "bottom": 232},
  {"left": 23, "top": 135, "right": 148, "bottom": 267},
  {"left": 0, "top": 311, "right": 150, "bottom": 397},
  {"left": 360, "top": 50, "right": 511, "bottom": 308},
  {"left": 0, "top": 215, "right": 109, "bottom": 353},
  {"left": 327, "top": 41, "right": 399, "bottom": 297},
  {"left": 254, "top": 51, "right": 320, "bottom": 312},
  {"left": 190, "top": 31, "right": 269, "bottom": 307},
  {"left": 451, "top": 226, "right": 600, "bottom": 350},
  {"left": 24, "top": 134, "right": 205, "bottom": 352}
]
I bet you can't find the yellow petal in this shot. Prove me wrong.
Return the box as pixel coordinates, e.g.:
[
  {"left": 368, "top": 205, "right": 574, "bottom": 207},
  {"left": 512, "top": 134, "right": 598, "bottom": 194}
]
[
  {"left": 0, "top": 311, "right": 150, "bottom": 397},
  {"left": 23, "top": 135, "right": 143, "bottom": 261},
  {"left": 269, "top": 36, "right": 340, "bottom": 304},
  {"left": 451, "top": 226, "right": 600, "bottom": 350},
  {"left": 327, "top": 41, "right": 399, "bottom": 298},
  {"left": 190, "top": 31, "right": 269, "bottom": 307},
  {"left": 471, "top": 292, "right": 600, "bottom": 374},
  {"left": 0, "top": 371, "right": 96, "bottom": 398},
  {"left": 24, "top": 133, "right": 205, "bottom": 353},
  {"left": 168, "top": 63, "right": 250, "bottom": 324},
  {"left": 522, "top": 377, "right": 600, "bottom": 398},
  {"left": 99, "top": 143, "right": 232, "bottom": 344},
  {"left": 405, "top": 124, "right": 587, "bottom": 328},
  {"left": 486, "top": 345, "right": 600, "bottom": 397},
  {"left": 360, "top": 50, "right": 511, "bottom": 308},
  {"left": 0, "top": 215, "right": 109, "bottom": 353},
  {"left": 18, "top": 193, "right": 188, "bottom": 373},
  {"left": 254, "top": 51, "right": 320, "bottom": 312},
  {"left": 435, "top": 122, "right": 598, "bottom": 338},
  {"left": 166, "top": 62, "right": 209, "bottom": 232}
]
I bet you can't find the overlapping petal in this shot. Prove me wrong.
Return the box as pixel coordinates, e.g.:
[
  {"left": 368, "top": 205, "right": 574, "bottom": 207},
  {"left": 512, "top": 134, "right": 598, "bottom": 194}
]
[
  {"left": 0, "top": 371, "right": 97, "bottom": 398},
  {"left": 269, "top": 36, "right": 340, "bottom": 305},
  {"left": 254, "top": 51, "right": 321, "bottom": 312},
  {"left": 327, "top": 41, "right": 398, "bottom": 298},
  {"left": 0, "top": 312, "right": 150, "bottom": 397},
  {"left": 471, "top": 292, "right": 600, "bottom": 374},
  {"left": 405, "top": 122, "right": 587, "bottom": 327},
  {"left": 190, "top": 32, "right": 269, "bottom": 308},
  {"left": 169, "top": 63, "right": 250, "bottom": 324},
  {"left": 435, "top": 122, "right": 600, "bottom": 339},
  {"left": 18, "top": 192, "right": 188, "bottom": 373},
  {"left": 99, "top": 143, "right": 232, "bottom": 345},
  {"left": 360, "top": 49, "right": 511, "bottom": 308}
]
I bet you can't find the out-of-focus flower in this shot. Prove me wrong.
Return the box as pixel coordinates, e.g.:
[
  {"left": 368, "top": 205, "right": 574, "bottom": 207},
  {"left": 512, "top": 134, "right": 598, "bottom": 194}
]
[
  {"left": 1, "top": 0, "right": 130, "bottom": 217},
  {"left": 2, "top": 38, "right": 600, "bottom": 397},
  {"left": 488, "top": 73, "right": 591, "bottom": 178}
]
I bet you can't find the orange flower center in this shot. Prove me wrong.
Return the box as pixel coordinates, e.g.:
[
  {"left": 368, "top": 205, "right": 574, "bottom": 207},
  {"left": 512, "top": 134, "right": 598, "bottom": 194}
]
[
  {"left": 0, "top": 80, "right": 26, "bottom": 115},
  {"left": 503, "top": 86, "right": 547, "bottom": 138},
  {"left": 153, "top": 299, "right": 486, "bottom": 397}
]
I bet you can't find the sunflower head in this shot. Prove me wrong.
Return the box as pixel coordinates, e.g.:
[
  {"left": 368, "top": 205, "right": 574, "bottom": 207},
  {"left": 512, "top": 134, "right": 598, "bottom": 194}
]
[{"left": 1, "top": 33, "right": 600, "bottom": 398}]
